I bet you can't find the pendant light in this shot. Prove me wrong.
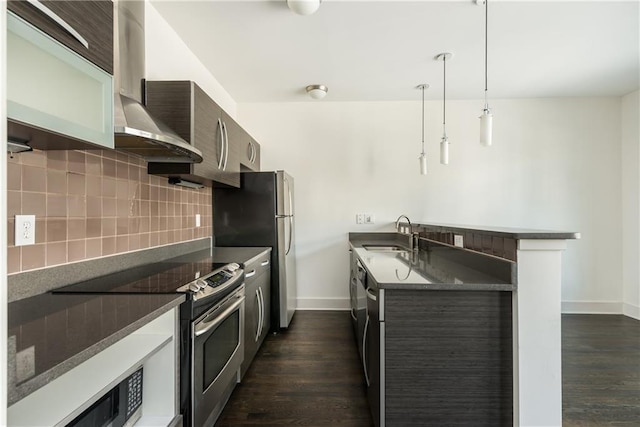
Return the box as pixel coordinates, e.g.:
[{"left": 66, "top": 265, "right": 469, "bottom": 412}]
[
  {"left": 435, "top": 53, "right": 453, "bottom": 165},
  {"left": 478, "top": 0, "right": 493, "bottom": 146},
  {"left": 417, "top": 84, "right": 429, "bottom": 175}
]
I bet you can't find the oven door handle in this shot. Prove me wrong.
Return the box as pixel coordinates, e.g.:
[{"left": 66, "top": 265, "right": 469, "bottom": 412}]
[{"left": 195, "top": 295, "right": 245, "bottom": 337}]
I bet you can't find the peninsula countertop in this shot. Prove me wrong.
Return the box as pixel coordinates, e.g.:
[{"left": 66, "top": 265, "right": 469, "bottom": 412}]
[{"left": 350, "top": 233, "right": 515, "bottom": 291}]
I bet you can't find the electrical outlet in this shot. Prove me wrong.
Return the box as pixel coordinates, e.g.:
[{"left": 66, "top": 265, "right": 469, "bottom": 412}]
[
  {"left": 454, "top": 234, "right": 464, "bottom": 247},
  {"left": 356, "top": 214, "right": 364, "bottom": 224},
  {"left": 15, "top": 215, "right": 36, "bottom": 246},
  {"left": 364, "top": 214, "right": 375, "bottom": 224},
  {"left": 195, "top": 214, "right": 201, "bottom": 227}
]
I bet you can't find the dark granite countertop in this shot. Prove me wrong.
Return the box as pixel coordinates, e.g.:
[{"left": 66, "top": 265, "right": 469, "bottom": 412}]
[
  {"left": 6, "top": 243, "right": 272, "bottom": 405},
  {"left": 409, "top": 222, "right": 580, "bottom": 240},
  {"left": 350, "top": 233, "right": 515, "bottom": 291},
  {"left": 211, "top": 247, "right": 271, "bottom": 266},
  {"left": 7, "top": 292, "right": 184, "bottom": 405}
]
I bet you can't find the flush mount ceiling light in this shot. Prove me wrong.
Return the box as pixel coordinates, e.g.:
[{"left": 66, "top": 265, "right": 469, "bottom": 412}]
[
  {"left": 435, "top": 52, "right": 453, "bottom": 165},
  {"left": 477, "top": 0, "right": 493, "bottom": 147},
  {"left": 287, "top": 0, "right": 322, "bottom": 16},
  {"left": 306, "top": 84, "right": 328, "bottom": 100},
  {"left": 417, "top": 84, "right": 429, "bottom": 175}
]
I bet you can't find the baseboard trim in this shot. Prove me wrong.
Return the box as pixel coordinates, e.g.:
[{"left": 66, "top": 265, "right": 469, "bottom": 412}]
[
  {"left": 561, "top": 301, "right": 622, "bottom": 314},
  {"left": 297, "top": 298, "right": 350, "bottom": 311},
  {"left": 623, "top": 303, "right": 640, "bottom": 320}
]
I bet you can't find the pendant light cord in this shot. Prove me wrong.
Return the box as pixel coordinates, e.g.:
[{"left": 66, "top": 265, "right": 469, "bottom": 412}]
[
  {"left": 443, "top": 56, "right": 447, "bottom": 137},
  {"left": 484, "top": 0, "right": 489, "bottom": 109},
  {"left": 421, "top": 85, "right": 425, "bottom": 153}
]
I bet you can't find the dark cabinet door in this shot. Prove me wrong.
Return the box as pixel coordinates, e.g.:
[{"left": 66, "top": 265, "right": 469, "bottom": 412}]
[
  {"left": 349, "top": 250, "right": 358, "bottom": 335},
  {"left": 257, "top": 273, "right": 271, "bottom": 346},
  {"left": 7, "top": 0, "right": 113, "bottom": 74},
  {"left": 145, "top": 81, "right": 241, "bottom": 188},
  {"left": 240, "top": 137, "right": 261, "bottom": 171},
  {"left": 216, "top": 111, "right": 241, "bottom": 187},
  {"left": 366, "top": 286, "right": 381, "bottom": 427},
  {"left": 240, "top": 253, "right": 271, "bottom": 379}
]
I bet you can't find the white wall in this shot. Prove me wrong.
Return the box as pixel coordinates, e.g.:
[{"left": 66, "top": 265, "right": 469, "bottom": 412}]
[
  {"left": 239, "top": 98, "right": 623, "bottom": 310},
  {"left": 622, "top": 90, "right": 640, "bottom": 320},
  {"left": 144, "top": 1, "right": 236, "bottom": 117}
]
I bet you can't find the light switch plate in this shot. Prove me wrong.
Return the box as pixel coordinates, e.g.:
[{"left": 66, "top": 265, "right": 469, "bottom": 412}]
[
  {"left": 15, "top": 215, "right": 36, "bottom": 246},
  {"left": 195, "top": 214, "right": 201, "bottom": 227},
  {"left": 454, "top": 234, "right": 464, "bottom": 247}
]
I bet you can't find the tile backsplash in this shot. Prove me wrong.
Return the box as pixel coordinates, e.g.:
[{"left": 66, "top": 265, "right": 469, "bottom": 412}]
[{"left": 7, "top": 149, "right": 212, "bottom": 274}]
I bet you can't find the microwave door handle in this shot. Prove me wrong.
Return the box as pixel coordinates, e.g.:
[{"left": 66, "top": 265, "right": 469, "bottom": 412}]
[
  {"left": 26, "top": 0, "right": 89, "bottom": 49},
  {"left": 194, "top": 295, "right": 245, "bottom": 337}
]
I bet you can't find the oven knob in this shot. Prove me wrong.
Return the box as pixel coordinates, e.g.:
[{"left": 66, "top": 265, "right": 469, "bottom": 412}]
[
  {"left": 196, "top": 279, "right": 208, "bottom": 288},
  {"left": 227, "top": 263, "right": 240, "bottom": 272},
  {"left": 189, "top": 283, "right": 201, "bottom": 292}
]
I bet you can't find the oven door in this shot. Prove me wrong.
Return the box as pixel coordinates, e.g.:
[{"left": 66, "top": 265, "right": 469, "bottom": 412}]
[{"left": 192, "top": 286, "right": 245, "bottom": 427}]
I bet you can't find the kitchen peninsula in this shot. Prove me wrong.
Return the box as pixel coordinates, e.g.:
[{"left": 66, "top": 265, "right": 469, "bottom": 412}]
[{"left": 350, "top": 222, "right": 579, "bottom": 427}]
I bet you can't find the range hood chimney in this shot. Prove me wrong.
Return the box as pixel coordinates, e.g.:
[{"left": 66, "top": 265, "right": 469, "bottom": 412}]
[{"left": 113, "top": 1, "right": 202, "bottom": 163}]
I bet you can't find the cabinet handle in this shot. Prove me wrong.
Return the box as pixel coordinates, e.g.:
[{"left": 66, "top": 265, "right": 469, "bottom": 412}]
[
  {"left": 362, "top": 315, "right": 370, "bottom": 387},
  {"left": 366, "top": 288, "right": 377, "bottom": 301},
  {"left": 217, "top": 118, "right": 225, "bottom": 170},
  {"left": 222, "top": 121, "right": 230, "bottom": 171},
  {"left": 255, "top": 288, "right": 262, "bottom": 342},
  {"left": 260, "top": 260, "right": 270, "bottom": 267},
  {"left": 351, "top": 308, "right": 357, "bottom": 322},
  {"left": 245, "top": 270, "right": 256, "bottom": 278},
  {"left": 249, "top": 141, "right": 256, "bottom": 164},
  {"left": 258, "top": 286, "right": 265, "bottom": 338},
  {"left": 26, "top": 0, "right": 90, "bottom": 49}
]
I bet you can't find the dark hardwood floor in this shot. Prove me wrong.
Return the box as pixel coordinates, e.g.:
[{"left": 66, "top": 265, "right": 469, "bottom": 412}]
[
  {"left": 216, "top": 311, "right": 373, "bottom": 426},
  {"left": 562, "top": 314, "right": 640, "bottom": 426},
  {"left": 216, "top": 311, "right": 639, "bottom": 426}
]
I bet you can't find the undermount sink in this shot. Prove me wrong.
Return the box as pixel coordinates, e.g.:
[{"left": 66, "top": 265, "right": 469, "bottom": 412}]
[{"left": 363, "top": 244, "right": 407, "bottom": 252}]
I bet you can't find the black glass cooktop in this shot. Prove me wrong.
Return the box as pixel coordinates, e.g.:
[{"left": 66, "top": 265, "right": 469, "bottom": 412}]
[{"left": 54, "top": 250, "right": 225, "bottom": 295}]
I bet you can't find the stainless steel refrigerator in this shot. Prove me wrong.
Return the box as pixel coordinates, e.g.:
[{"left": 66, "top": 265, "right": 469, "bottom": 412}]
[{"left": 213, "top": 171, "right": 297, "bottom": 330}]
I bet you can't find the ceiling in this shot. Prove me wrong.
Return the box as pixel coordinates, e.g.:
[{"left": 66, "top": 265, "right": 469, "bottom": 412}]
[{"left": 150, "top": 0, "right": 639, "bottom": 102}]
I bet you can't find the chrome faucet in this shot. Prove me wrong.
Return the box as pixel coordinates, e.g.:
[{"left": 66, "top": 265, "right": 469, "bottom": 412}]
[
  {"left": 395, "top": 215, "right": 412, "bottom": 233},
  {"left": 395, "top": 215, "right": 419, "bottom": 251}
]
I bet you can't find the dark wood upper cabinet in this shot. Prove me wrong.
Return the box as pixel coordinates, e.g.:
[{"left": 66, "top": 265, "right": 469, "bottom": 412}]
[
  {"left": 7, "top": 0, "right": 114, "bottom": 74},
  {"left": 145, "top": 80, "right": 240, "bottom": 188}
]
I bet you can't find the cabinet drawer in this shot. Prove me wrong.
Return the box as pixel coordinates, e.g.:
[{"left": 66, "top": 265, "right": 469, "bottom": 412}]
[
  {"left": 7, "top": 12, "right": 114, "bottom": 150},
  {"left": 244, "top": 256, "right": 271, "bottom": 283},
  {"left": 7, "top": 0, "right": 113, "bottom": 74}
]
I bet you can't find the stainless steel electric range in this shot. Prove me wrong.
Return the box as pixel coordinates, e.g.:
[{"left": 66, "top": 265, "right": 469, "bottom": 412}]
[{"left": 54, "top": 249, "right": 245, "bottom": 427}]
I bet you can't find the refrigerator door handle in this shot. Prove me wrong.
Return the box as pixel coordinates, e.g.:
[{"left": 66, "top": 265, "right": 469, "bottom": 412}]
[{"left": 286, "top": 215, "right": 293, "bottom": 255}]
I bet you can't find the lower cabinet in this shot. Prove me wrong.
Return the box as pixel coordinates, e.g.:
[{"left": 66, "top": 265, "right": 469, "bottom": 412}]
[
  {"left": 356, "top": 276, "right": 514, "bottom": 427},
  {"left": 241, "top": 254, "right": 271, "bottom": 379}
]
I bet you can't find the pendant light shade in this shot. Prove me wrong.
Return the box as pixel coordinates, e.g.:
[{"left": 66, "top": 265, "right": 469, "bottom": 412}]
[
  {"left": 478, "top": 0, "right": 493, "bottom": 146},
  {"left": 287, "top": 0, "right": 322, "bottom": 15},
  {"left": 417, "top": 84, "right": 429, "bottom": 175},
  {"left": 440, "top": 136, "right": 449, "bottom": 165},
  {"left": 480, "top": 109, "right": 493, "bottom": 146},
  {"left": 435, "top": 52, "right": 453, "bottom": 166},
  {"left": 419, "top": 153, "right": 427, "bottom": 175}
]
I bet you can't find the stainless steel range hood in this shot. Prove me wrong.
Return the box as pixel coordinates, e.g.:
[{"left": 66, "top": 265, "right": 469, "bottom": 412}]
[{"left": 113, "top": 1, "right": 202, "bottom": 163}]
